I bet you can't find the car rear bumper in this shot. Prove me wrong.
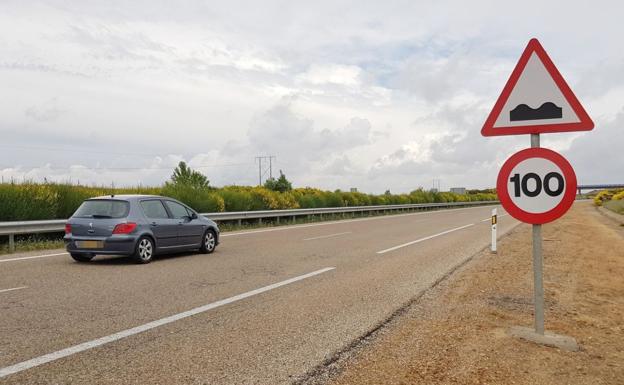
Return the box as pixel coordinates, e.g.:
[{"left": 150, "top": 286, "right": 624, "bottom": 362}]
[{"left": 64, "top": 234, "right": 137, "bottom": 255}]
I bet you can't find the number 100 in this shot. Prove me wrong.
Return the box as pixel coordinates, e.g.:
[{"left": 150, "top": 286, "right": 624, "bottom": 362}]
[{"left": 509, "top": 172, "right": 564, "bottom": 198}]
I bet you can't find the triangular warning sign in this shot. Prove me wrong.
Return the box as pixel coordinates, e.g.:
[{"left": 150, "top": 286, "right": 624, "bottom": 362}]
[{"left": 482, "top": 38, "right": 593, "bottom": 136}]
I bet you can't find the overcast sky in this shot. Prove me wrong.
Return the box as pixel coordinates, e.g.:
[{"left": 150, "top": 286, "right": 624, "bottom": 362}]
[{"left": 1, "top": 1, "right": 622, "bottom": 193}]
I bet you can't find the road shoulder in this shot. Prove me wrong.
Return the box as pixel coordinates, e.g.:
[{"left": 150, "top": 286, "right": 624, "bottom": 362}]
[{"left": 316, "top": 202, "right": 624, "bottom": 385}]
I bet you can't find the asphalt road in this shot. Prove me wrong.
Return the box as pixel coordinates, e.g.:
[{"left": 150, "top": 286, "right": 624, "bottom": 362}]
[{"left": 0, "top": 205, "right": 517, "bottom": 384}]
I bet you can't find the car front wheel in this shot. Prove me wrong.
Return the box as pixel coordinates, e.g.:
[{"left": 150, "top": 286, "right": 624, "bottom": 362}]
[
  {"left": 133, "top": 236, "right": 154, "bottom": 264},
  {"left": 200, "top": 229, "right": 217, "bottom": 254}
]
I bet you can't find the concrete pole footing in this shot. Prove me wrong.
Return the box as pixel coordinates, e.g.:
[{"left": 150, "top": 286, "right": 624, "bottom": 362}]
[{"left": 509, "top": 326, "right": 579, "bottom": 352}]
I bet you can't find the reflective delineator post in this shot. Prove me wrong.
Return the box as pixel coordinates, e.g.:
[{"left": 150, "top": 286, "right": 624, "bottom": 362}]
[{"left": 491, "top": 208, "right": 497, "bottom": 253}]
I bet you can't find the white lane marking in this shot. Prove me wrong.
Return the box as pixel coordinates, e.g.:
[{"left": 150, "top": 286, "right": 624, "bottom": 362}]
[
  {"left": 0, "top": 267, "right": 335, "bottom": 379},
  {"left": 221, "top": 205, "right": 497, "bottom": 238},
  {"left": 0, "top": 253, "right": 68, "bottom": 263},
  {"left": 376, "top": 223, "right": 476, "bottom": 254},
  {"left": 303, "top": 231, "right": 352, "bottom": 241},
  {"left": 0, "top": 286, "right": 28, "bottom": 294}
]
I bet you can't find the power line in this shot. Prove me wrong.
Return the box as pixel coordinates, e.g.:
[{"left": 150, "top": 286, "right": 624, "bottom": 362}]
[
  {"left": 0, "top": 144, "right": 176, "bottom": 158},
  {"left": 0, "top": 162, "right": 253, "bottom": 171}
]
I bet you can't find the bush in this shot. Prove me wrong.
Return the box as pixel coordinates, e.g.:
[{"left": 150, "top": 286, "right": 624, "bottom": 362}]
[
  {"left": 0, "top": 183, "right": 58, "bottom": 221},
  {"left": 594, "top": 190, "right": 614, "bottom": 206},
  {"left": 0, "top": 181, "right": 498, "bottom": 221},
  {"left": 612, "top": 190, "right": 624, "bottom": 201},
  {"left": 161, "top": 183, "right": 224, "bottom": 213}
]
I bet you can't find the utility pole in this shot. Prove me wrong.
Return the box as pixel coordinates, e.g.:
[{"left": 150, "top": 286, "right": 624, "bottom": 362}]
[
  {"left": 255, "top": 156, "right": 263, "bottom": 185},
  {"left": 255, "top": 155, "right": 276, "bottom": 185},
  {"left": 269, "top": 156, "right": 275, "bottom": 179}
]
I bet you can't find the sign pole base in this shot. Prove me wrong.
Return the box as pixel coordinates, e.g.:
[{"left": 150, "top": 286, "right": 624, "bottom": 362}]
[{"left": 509, "top": 326, "right": 579, "bottom": 351}]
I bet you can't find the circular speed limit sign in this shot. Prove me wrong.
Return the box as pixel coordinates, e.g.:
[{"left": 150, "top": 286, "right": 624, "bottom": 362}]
[{"left": 497, "top": 148, "right": 577, "bottom": 224}]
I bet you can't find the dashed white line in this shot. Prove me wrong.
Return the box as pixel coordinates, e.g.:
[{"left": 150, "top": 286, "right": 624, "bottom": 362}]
[
  {"left": 0, "top": 286, "right": 28, "bottom": 294},
  {"left": 0, "top": 253, "right": 68, "bottom": 263},
  {"left": 376, "top": 223, "right": 476, "bottom": 254},
  {"left": 0, "top": 267, "right": 336, "bottom": 379},
  {"left": 303, "top": 232, "right": 352, "bottom": 241}
]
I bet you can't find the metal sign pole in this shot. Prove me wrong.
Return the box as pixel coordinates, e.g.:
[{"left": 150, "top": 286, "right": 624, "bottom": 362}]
[{"left": 531, "top": 133, "right": 545, "bottom": 335}]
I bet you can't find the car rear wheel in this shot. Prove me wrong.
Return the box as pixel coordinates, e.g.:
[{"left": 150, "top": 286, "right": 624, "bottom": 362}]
[
  {"left": 70, "top": 252, "right": 94, "bottom": 262},
  {"left": 133, "top": 236, "right": 154, "bottom": 264},
  {"left": 200, "top": 229, "right": 217, "bottom": 254}
]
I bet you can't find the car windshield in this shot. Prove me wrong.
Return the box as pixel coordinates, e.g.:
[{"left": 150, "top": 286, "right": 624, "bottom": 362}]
[{"left": 73, "top": 200, "right": 129, "bottom": 219}]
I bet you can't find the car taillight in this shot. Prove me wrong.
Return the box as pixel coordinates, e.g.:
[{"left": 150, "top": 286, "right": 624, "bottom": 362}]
[
  {"left": 112, "top": 222, "right": 137, "bottom": 234},
  {"left": 65, "top": 224, "right": 72, "bottom": 234}
]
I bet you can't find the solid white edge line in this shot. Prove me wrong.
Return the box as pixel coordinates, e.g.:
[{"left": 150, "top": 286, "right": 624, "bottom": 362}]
[
  {"left": 0, "top": 253, "right": 68, "bottom": 263},
  {"left": 376, "top": 223, "right": 476, "bottom": 254},
  {"left": 302, "top": 231, "right": 352, "bottom": 241},
  {"left": 0, "top": 266, "right": 336, "bottom": 379},
  {"left": 0, "top": 286, "right": 28, "bottom": 294},
  {"left": 221, "top": 205, "right": 497, "bottom": 237}
]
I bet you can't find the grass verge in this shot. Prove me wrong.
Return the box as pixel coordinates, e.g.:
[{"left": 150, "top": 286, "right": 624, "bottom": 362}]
[{"left": 604, "top": 199, "right": 624, "bottom": 215}]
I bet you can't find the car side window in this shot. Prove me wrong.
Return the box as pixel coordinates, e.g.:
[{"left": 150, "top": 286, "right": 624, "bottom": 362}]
[
  {"left": 140, "top": 200, "right": 170, "bottom": 219},
  {"left": 165, "top": 201, "right": 191, "bottom": 219}
]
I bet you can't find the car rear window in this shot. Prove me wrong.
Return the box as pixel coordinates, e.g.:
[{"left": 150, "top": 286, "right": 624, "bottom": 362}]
[{"left": 73, "top": 200, "right": 129, "bottom": 219}]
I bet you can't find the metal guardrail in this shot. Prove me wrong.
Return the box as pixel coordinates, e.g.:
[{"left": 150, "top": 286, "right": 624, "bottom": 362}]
[{"left": 0, "top": 201, "right": 498, "bottom": 253}]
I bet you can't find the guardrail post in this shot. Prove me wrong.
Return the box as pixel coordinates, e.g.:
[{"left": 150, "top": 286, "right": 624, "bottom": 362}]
[
  {"left": 8, "top": 233, "right": 15, "bottom": 253},
  {"left": 276, "top": 216, "right": 280, "bottom": 224},
  {"left": 238, "top": 219, "right": 242, "bottom": 226},
  {"left": 258, "top": 218, "right": 262, "bottom": 225},
  {"left": 292, "top": 215, "right": 296, "bottom": 223}
]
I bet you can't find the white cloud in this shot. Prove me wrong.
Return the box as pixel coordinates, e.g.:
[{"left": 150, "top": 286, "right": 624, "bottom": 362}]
[
  {"left": 1, "top": 1, "right": 623, "bottom": 193},
  {"left": 297, "top": 64, "right": 362, "bottom": 87}
]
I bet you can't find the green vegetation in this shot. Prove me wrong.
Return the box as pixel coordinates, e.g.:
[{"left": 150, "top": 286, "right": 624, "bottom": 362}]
[
  {"left": 0, "top": 163, "right": 497, "bottom": 221},
  {"left": 0, "top": 162, "right": 497, "bottom": 254},
  {"left": 604, "top": 200, "right": 624, "bottom": 215},
  {"left": 593, "top": 188, "right": 624, "bottom": 215},
  {"left": 263, "top": 170, "right": 293, "bottom": 193},
  {"left": 169, "top": 161, "right": 210, "bottom": 189},
  {"left": 0, "top": 234, "right": 65, "bottom": 254}
]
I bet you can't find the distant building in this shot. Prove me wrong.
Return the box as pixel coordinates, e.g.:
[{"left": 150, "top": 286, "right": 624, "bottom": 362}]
[
  {"left": 450, "top": 187, "right": 466, "bottom": 194},
  {"left": 430, "top": 188, "right": 439, "bottom": 193},
  {"left": 350, "top": 188, "right": 358, "bottom": 193}
]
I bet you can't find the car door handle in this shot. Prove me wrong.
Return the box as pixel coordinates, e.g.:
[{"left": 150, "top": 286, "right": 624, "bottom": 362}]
[
  {"left": 151, "top": 222, "right": 158, "bottom": 227},
  {"left": 178, "top": 222, "right": 184, "bottom": 225}
]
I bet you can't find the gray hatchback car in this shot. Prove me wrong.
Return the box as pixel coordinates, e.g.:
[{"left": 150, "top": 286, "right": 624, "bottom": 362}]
[{"left": 64, "top": 195, "right": 220, "bottom": 263}]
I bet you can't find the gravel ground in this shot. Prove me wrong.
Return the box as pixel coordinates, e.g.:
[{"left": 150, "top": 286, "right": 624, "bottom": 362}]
[{"left": 325, "top": 202, "right": 624, "bottom": 385}]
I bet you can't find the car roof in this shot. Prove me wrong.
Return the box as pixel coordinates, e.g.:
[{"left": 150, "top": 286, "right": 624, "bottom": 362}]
[{"left": 90, "top": 194, "right": 166, "bottom": 201}]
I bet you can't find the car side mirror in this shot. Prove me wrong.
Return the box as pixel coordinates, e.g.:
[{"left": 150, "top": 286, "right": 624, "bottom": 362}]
[{"left": 191, "top": 212, "right": 198, "bottom": 220}]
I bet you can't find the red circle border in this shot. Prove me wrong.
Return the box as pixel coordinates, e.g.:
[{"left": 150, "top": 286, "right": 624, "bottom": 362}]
[{"left": 497, "top": 148, "right": 577, "bottom": 224}]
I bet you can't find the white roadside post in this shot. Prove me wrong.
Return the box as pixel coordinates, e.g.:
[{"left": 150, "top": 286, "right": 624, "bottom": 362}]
[{"left": 491, "top": 208, "right": 497, "bottom": 253}]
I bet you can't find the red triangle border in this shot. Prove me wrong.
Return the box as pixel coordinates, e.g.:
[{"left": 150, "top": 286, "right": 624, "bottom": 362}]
[{"left": 481, "top": 38, "right": 594, "bottom": 136}]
